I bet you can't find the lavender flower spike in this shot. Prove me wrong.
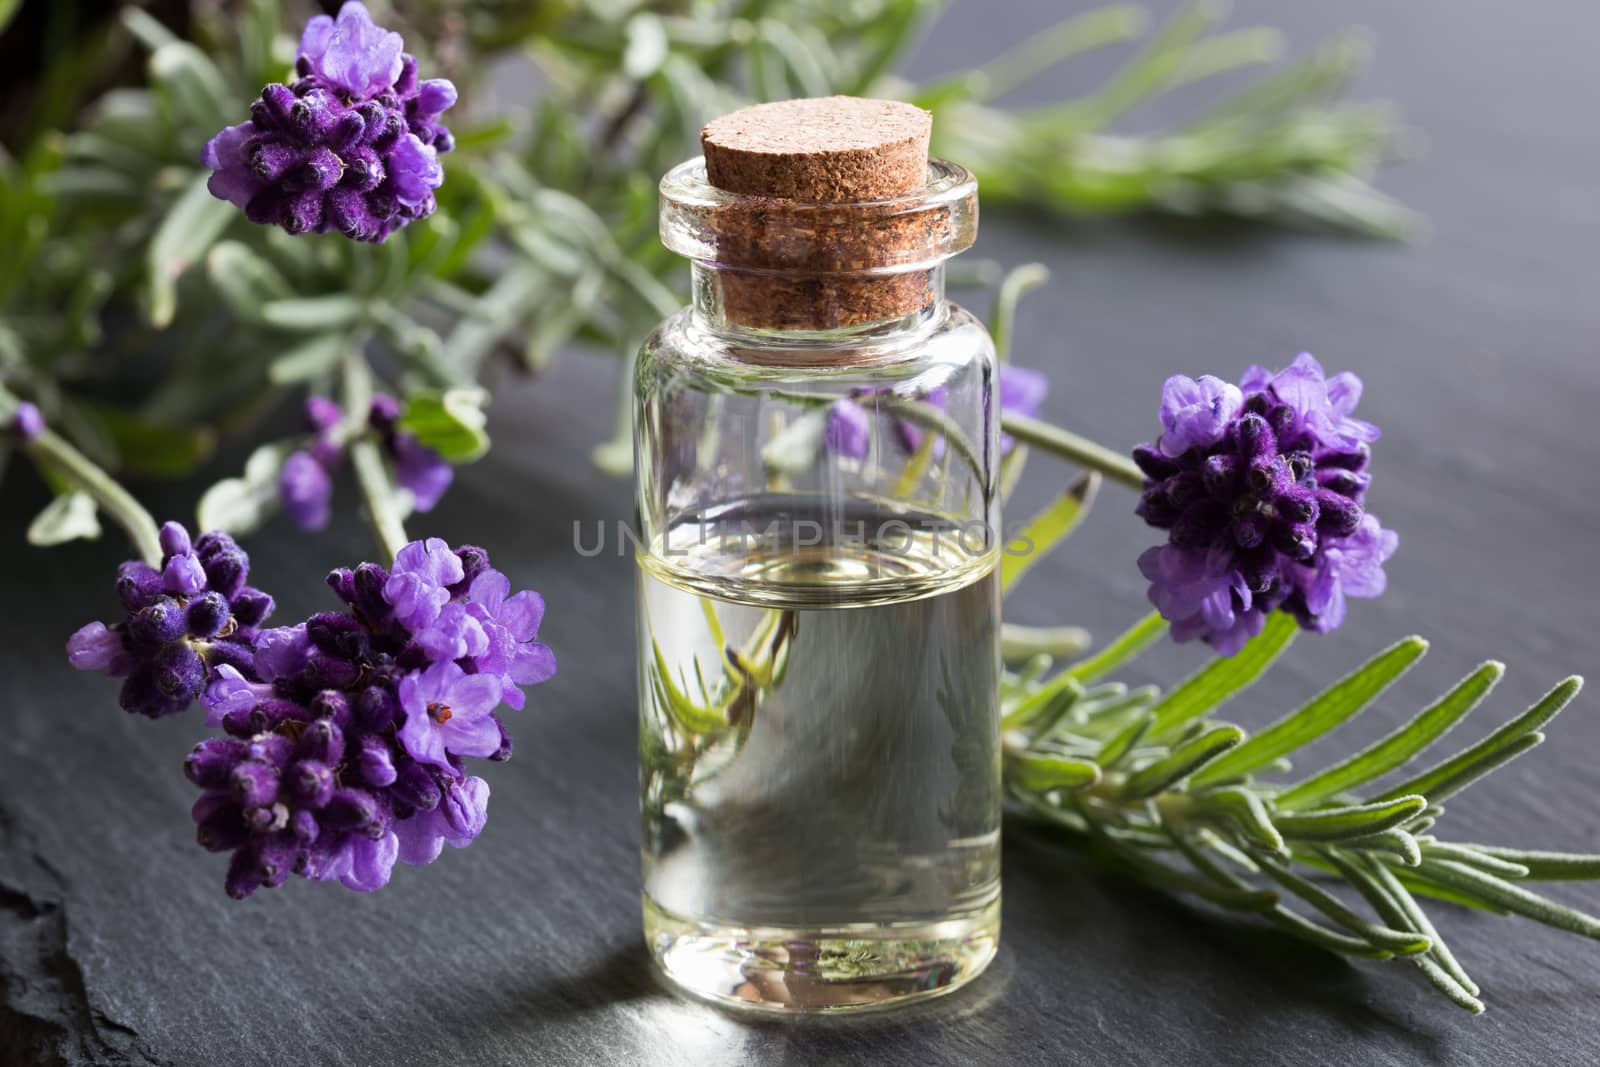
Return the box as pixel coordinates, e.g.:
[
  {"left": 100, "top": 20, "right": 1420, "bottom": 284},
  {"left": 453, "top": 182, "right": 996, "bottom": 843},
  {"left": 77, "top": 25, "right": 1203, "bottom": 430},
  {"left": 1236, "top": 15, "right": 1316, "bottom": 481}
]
[
  {"left": 74, "top": 535, "right": 551, "bottom": 898},
  {"left": 1133, "top": 354, "right": 1396, "bottom": 653},
  {"left": 200, "top": 1, "right": 455, "bottom": 241}
]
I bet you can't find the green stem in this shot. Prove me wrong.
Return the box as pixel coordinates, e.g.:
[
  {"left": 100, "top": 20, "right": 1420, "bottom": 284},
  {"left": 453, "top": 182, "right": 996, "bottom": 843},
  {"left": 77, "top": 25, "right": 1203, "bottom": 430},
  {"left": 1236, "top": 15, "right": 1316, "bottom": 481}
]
[
  {"left": 350, "top": 437, "right": 408, "bottom": 566},
  {"left": 1001, "top": 412, "right": 1145, "bottom": 490},
  {"left": 26, "top": 429, "right": 163, "bottom": 566}
]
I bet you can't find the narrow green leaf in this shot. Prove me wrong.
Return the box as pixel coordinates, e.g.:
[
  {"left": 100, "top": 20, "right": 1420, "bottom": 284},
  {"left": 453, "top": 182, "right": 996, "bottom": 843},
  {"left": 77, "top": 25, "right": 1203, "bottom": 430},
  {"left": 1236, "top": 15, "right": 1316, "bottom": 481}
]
[
  {"left": 997, "top": 443, "right": 1029, "bottom": 504},
  {"left": 1413, "top": 858, "right": 1600, "bottom": 940},
  {"left": 268, "top": 333, "right": 349, "bottom": 385},
  {"left": 259, "top": 295, "right": 367, "bottom": 332},
  {"left": 1002, "top": 671, "right": 1084, "bottom": 731},
  {"left": 988, "top": 263, "right": 1049, "bottom": 362},
  {"left": 1120, "top": 725, "right": 1244, "bottom": 799},
  {"left": 27, "top": 491, "right": 100, "bottom": 546},
  {"left": 1454, "top": 846, "right": 1600, "bottom": 881},
  {"left": 1273, "top": 795, "right": 1427, "bottom": 843},
  {"left": 1276, "top": 661, "right": 1504, "bottom": 809},
  {"left": 1194, "top": 786, "right": 1285, "bottom": 854},
  {"left": 1147, "top": 612, "right": 1298, "bottom": 740},
  {"left": 1263, "top": 906, "right": 1397, "bottom": 960},
  {"left": 0, "top": 0, "right": 22, "bottom": 36},
  {"left": 1418, "top": 841, "right": 1530, "bottom": 880},
  {"left": 149, "top": 41, "right": 232, "bottom": 131},
  {"left": 1413, "top": 956, "right": 1487, "bottom": 1014},
  {"left": 397, "top": 388, "right": 490, "bottom": 463},
  {"left": 1001, "top": 472, "right": 1098, "bottom": 594},
  {"left": 1328, "top": 849, "right": 1482, "bottom": 1001},
  {"left": 1001, "top": 623, "right": 1092, "bottom": 663},
  {"left": 650, "top": 642, "right": 730, "bottom": 736},
  {"left": 1191, "top": 636, "right": 1429, "bottom": 788},
  {"left": 1062, "top": 610, "right": 1167, "bottom": 686},
  {"left": 1090, "top": 823, "right": 1278, "bottom": 913},
  {"left": 147, "top": 173, "right": 236, "bottom": 328},
  {"left": 206, "top": 241, "right": 295, "bottom": 323},
  {"left": 1253, "top": 856, "right": 1431, "bottom": 955},
  {"left": 1096, "top": 717, "right": 1152, "bottom": 769},
  {"left": 195, "top": 443, "right": 289, "bottom": 536},
  {"left": 1009, "top": 753, "right": 1101, "bottom": 793},
  {"left": 1377, "top": 677, "right": 1583, "bottom": 803}
]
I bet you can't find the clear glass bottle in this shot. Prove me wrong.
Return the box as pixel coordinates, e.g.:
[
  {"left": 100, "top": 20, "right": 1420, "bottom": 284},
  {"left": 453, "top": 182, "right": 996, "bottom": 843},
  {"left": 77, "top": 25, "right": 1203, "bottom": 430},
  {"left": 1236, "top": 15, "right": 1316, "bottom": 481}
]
[{"left": 633, "top": 143, "right": 1001, "bottom": 1013}]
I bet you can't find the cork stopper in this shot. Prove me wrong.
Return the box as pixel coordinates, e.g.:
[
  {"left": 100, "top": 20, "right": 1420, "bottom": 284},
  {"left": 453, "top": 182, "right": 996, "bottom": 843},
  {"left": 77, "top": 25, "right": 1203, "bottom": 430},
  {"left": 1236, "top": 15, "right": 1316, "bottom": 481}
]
[
  {"left": 701, "top": 96, "right": 933, "bottom": 201},
  {"left": 665, "top": 96, "right": 972, "bottom": 333}
]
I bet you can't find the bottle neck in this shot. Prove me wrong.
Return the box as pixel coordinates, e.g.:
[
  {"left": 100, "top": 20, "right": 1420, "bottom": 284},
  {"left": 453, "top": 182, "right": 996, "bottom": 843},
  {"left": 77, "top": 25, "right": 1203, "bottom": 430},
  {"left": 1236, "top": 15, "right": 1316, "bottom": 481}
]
[{"left": 688, "top": 262, "right": 947, "bottom": 342}]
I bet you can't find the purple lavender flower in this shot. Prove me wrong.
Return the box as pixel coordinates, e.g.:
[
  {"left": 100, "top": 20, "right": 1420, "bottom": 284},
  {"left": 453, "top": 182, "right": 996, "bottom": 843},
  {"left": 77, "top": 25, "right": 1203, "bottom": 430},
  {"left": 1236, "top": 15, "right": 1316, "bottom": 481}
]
[
  {"left": 396, "top": 661, "right": 502, "bottom": 770},
  {"left": 75, "top": 532, "right": 552, "bottom": 898},
  {"left": 280, "top": 450, "right": 334, "bottom": 531},
  {"left": 8, "top": 401, "right": 44, "bottom": 441},
  {"left": 200, "top": 1, "right": 455, "bottom": 242},
  {"left": 1133, "top": 353, "right": 1397, "bottom": 654},
  {"left": 825, "top": 364, "right": 1048, "bottom": 461},
  {"left": 68, "top": 524, "right": 266, "bottom": 717},
  {"left": 370, "top": 394, "right": 452, "bottom": 512},
  {"left": 276, "top": 394, "right": 455, "bottom": 531}
]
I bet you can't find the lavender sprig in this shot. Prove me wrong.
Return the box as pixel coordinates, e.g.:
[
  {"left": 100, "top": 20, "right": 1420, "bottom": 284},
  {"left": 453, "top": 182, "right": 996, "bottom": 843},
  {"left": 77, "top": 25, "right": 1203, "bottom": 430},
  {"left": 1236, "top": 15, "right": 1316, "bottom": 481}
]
[
  {"left": 69, "top": 527, "right": 554, "bottom": 897},
  {"left": 201, "top": 1, "right": 455, "bottom": 241}
]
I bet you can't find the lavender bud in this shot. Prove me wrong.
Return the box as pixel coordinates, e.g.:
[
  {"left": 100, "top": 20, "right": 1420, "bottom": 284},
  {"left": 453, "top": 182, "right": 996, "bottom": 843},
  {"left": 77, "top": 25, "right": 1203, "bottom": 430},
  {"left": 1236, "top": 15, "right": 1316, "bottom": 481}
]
[
  {"left": 158, "top": 521, "right": 192, "bottom": 559},
  {"left": 153, "top": 643, "right": 204, "bottom": 702},
  {"left": 1164, "top": 471, "right": 1206, "bottom": 511},
  {"left": 230, "top": 587, "right": 275, "bottom": 627},
  {"left": 245, "top": 803, "right": 288, "bottom": 833},
  {"left": 325, "top": 568, "right": 357, "bottom": 605},
  {"left": 395, "top": 54, "right": 419, "bottom": 96},
  {"left": 185, "top": 738, "right": 248, "bottom": 789},
  {"left": 287, "top": 760, "right": 335, "bottom": 808},
  {"left": 247, "top": 732, "right": 295, "bottom": 767},
  {"left": 1171, "top": 503, "right": 1222, "bottom": 549},
  {"left": 261, "top": 83, "right": 297, "bottom": 125},
  {"left": 194, "top": 795, "right": 248, "bottom": 853},
  {"left": 303, "top": 650, "right": 359, "bottom": 690},
  {"left": 1276, "top": 487, "right": 1319, "bottom": 526},
  {"left": 1315, "top": 490, "right": 1364, "bottom": 538},
  {"left": 323, "top": 788, "right": 380, "bottom": 833},
  {"left": 355, "top": 685, "right": 397, "bottom": 732},
  {"left": 230, "top": 761, "right": 280, "bottom": 808},
  {"left": 250, "top": 698, "right": 310, "bottom": 734},
  {"left": 185, "top": 592, "right": 231, "bottom": 638},
  {"left": 488, "top": 713, "right": 513, "bottom": 762},
  {"left": 452, "top": 546, "right": 490, "bottom": 595},
  {"left": 354, "top": 735, "right": 398, "bottom": 786},
  {"left": 1317, "top": 468, "right": 1371, "bottom": 499},
  {"left": 1135, "top": 487, "right": 1178, "bottom": 528},
  {"left": 309, "top": 689, "right": 351, "bottom": 728},
  {"left": 307, "top": 612, "right": 364, "bottom": 657},
  {"left": 1321, "top": 445, "right": 1371, "bottom": 472},
  {"left": 204, "top": 549, "right": 249, "bottom": 599},
  {"left": 1271, "top": 522, "right": 1318, "bottom": 562},
  {"left": 298, "top": 719, "right": 345, "bottom": 764},
  {"left": 116, "top": 562, "right": 163, "bottom": 612},
  {"left": 392, "top": 762, "right": 440, "bottom": 812},
  {"left": 256, "top": 838, "right": 296, "bottom": 889},
  {"left": 368, "top": 394, "right": 401, "bottom": 430},
  {"left": 225, "top": 845, "right": 264, "bottom": 899},
  {"left": 194, "top": 531, "right": 239, "bottom": 562},
  {"left": 352, "top": 563, "right": 390, "bottom": 622},
  {"left": 290, "top": 808, "right": 320, "bottom": 844},
  {"left": 1235, "top": 413, "right": 1276, "bottom": 462},
  {"left": 1231, "top": 512, "right": 1266, "bottom": 549},
  {"left": 129, "top": 598, "right": 184, "bottom": 650},
  {"left": 9, "top": 401, "right": 44, "bottom": 440},
  {"left": 1247, "top": 456, "right": 1290, "bottom": 497},
  {"left": 290, "top": 88, "right": 338, "bottom": 143},
  {"left": 1131, "top": 444, "right": 1178, "bottom": 480},
  {"left": 331, "top": 110, "right": 366, "bottom": 152}
]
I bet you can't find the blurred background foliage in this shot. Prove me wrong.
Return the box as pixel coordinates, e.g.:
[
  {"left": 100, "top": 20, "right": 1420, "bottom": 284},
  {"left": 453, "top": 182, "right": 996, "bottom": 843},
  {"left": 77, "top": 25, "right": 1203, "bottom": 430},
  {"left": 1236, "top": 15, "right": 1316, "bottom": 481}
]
[{"left": 0, "top": 0, "right": 1411, "bottom": 536}]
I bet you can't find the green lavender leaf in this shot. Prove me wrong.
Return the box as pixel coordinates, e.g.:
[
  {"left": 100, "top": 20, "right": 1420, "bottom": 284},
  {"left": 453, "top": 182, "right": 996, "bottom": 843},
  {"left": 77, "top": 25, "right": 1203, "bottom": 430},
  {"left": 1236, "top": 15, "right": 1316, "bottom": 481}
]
[
  {"left": 1190, "top": 636, "right": 1428, "bottom": 788},
  {"left": 398, "top": 388, "right": 491, "bottom": 463},
  {"left": 1275, "top": 661, "right": 1504, "bottom": 809},
  {"left": 1000, "top": 472, "right": 1098, "bottom": 594},
  {"left": 1001, "top": 623, "right": 1092, "bottom": 663},
  {"left": 26, "top": 490, "right": 100, "bottom": 546},
  {"left": 1452, "top": 847, "right": 1600, "bottom": 882},
  {"left": 267, "top": 333, "right": 349, "bottom": 386},
  {"left": 1412, "top": 858, "right": 1600, "bottom": 940},
  {"left": 1146, "top": 611, "right": 1298, "bottom": 740},
  {"left": 1272, "top": 796, "right": 1427, "bottom": 843},
  {"left": 146, "top": 173, "right": 236, "bottom": 328},
  {"left": 1009, "top": 753, "right": 1101, "bottom": 792},
  {"left": 195, "top": 442, "right": 289, "bottom": 536},
  {"left": 1119, "top": 725, "right": 1244, "bottom": 799},
  {"left": 1376, "top": 677, "right": 1582, "bottom": 803}
]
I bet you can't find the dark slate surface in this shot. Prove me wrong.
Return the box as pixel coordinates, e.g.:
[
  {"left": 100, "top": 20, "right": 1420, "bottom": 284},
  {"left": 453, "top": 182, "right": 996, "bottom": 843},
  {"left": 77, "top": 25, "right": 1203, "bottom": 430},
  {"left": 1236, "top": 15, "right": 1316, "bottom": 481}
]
[{"left": 3, "top": 1, "right": 1598, "bottom": 1064}]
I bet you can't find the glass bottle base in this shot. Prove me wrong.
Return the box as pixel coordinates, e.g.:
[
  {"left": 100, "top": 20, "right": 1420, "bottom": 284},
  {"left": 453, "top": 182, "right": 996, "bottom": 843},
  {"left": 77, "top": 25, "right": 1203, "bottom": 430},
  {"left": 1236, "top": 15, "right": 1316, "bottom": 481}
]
[{"left": 643, "top": 894, "right": 1000, "bottom": 1014}]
